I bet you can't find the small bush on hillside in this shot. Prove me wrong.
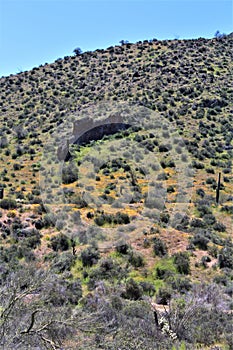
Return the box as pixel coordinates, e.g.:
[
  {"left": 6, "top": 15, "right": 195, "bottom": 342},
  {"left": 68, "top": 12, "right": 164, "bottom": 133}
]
[
  {"left": 168, "top": 284, "right": 231, "bottom": 346},
  {"left": 171, "top": 213, "right": 190, "bottom": 231},
  {"left": 213, "top": 222, "right": 226, "bottom": 232},
  {"left": 218, "top": 241, "right": 233, "bottom": 269},
  {"left": 173, "top": 252, "right": 190, "bottom": 275},
  {"left": 115, "top": 241, "right": 130, "bottom": 255},
  {"left": 94, "top": 212, "right": 130, "bottom": 226},
  {"left": 34, "top": 219, "right": 44, "bottom": 230},
  {"left": 128, "top": 251, "right": 144, "bottom": 268},
  {"left": 20, "top": 230, "right": 41, "bottom": 249},
  {"left": 51, "top": 252, "right": 76, "bottom": 273},
  {"left": 80, "top": 246, "right": 100, "bottom": 267},
  {"left": 203, "top": 214, "right": 216, "bottom": 225},
  {"left": 13, "top": 163, "right": 21, "bottom": 171},
  {"left": 43, "top": 213, "right": 56, "bottom": 227},
  {"left": 49, "top": 233, "right": 70, "bottom": 251},
  {"left": 197, "top": 204, "right": 212, "bottom": 217},
  {"left": 0, "top": 198, "right": 17, "bottom": 210},
  {"left": 88, "top": 258, "right": 123, "bottom": 283},
  {"left": 68, "top": 194, "right": 88, "bottom": 208},
  {"left": 139, "top": 281, "right": 156, "bottom": 296},
  {"left": 160, "top": 211, "right": 170, "bottom": 224},
  {"left": 190, "top": 218, "right": 206, "bottom": 228},
  {"left": 156, "top": 286, "right": 172, "bottom": 305},
  {"left": 45, "top": 276, "right": 82, "bottom": 306},
  {"left": 220, "top": 205, "right": 233, "bottom": 214},
  {"left": 156, "top": 266, "right": 174, "bottom": 280},
  {"left": 169, "top": 277, "right": 192, "bottom": 293},
  {"left": 62, "top": 163, "right": 78, "bottom": 184},
  {"left": 17, "top": 244, "right": 36, "bottom": 262},
  {"left": 191, "top": 233, "right": 209, "bottom": 250},
  {"left": 153, "top": 237, "right": 168, "bottom": 257},
  {"left": 122, "top": 278, "right": 143, "bottom": 300}
]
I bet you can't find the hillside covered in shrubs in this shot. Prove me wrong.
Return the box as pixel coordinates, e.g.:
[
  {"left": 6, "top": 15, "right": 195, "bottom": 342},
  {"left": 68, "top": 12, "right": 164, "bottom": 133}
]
[{"left": 0, "top": 33, "right": 232, "bottom": 349}]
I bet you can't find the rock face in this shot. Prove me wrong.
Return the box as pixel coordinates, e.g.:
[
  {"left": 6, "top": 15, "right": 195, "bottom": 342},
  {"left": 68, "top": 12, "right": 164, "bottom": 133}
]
[
  {"left": 57, "top": 139, "right": 70, "bottom": 161},
  {"left": 72, "top": 113, "right": 131, "bottom": 145},
  {"left": 56, "top": 113, "right": 131, "bottom": 161},
  {"left": 74, "top": 122, "right": 130, "bottom": 145}
]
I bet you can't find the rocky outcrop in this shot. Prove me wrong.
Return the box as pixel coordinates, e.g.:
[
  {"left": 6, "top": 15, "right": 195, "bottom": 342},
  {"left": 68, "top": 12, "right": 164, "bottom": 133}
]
[
  {"left": 72, "top": 113, "right": 131, "bottom": 145},
  {"left": 57, "top": 113, "right": 131, "bottom": 161}
]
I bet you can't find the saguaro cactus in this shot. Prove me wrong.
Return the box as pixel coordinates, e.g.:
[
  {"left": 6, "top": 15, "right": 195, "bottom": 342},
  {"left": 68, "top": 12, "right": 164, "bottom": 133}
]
[{"left": 216, "top": 172, "right": 221, "bottom": 204}]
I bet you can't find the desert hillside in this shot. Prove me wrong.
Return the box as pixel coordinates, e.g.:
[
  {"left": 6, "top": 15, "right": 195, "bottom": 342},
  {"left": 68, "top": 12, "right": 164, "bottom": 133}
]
[{"left": 0, "top": 34, "right": 232, "bottom": 350}]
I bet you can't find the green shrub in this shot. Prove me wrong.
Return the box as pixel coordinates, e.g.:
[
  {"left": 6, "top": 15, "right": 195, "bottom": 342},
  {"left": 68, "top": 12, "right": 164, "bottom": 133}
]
[
  {"left": 160, "top": 212, "right": 170, "bottom": 224},
  {"left": 94, "top": 211, "right": 130, "bottom": 226},
  {"left": 114, "top": 212, "right": 130, "bottom": 225},
  {"left": 203, "top": 214, "right": 216, "bottom": 225},
  {"left": 45, "top": 276, "right": 82, "bottom": 306},
  {"left": 0, "top": 198, "right": 17, "bottom": 209},
  {"left": 191, "top": 233, "right": 209, "bottom": 250},
  {"left": 159, "top": 143, "right": 172, "bottom": 152},
  {"left": 13, "top": 163, "right": 21, "bottom": 171},
  {"left": 128, "top": 251, "right": 144, "bottom": 267},
  {"left": 153, "top": 237, "right": 168, "bottom": 257},
  {"left": 89, "top": 258, "right": 123, "bottom": 281},
  {"left": 123, "top": 278, "right": 143, "bottom": 300},
  {"left": 139, "top": 281, "right": 156, "bottom": 296},
  {"left": 156, "top": 266, "right": 173, "bottom": 280},
  {"left": 68, "top": 194, "right": 87, "bottom": 208},
  {"left": 115, "top": 241, "right": 130, "bottom": 254},
  {"left": 220, "top": 205, "right": 233, "bottom": 214},
  {"left": 156, "top": 286, "right": 172, "bottom": 304},
  {"left": 43, "top": 213, "right": 56, "bottom": 227},
  {"left": 62, "top": 163, "right": 78, "bottom": 184},
  {"left": 167, "top": 185, "right": 175, "bottom": 193},
  {"left": 24, "top": 231, "right": 41, "bottom": 249},
  {"left": 213, "top": 222, "right": 226, "bottom": 232},
  {"left": 49, "top": 233, "right": 70, "bottom": 252},
  {"left": 196, "top": 187, "right": 205, "bottom": 197},
  {"left": 197, "top": 204, "right": 212, "bottom": 217},
  {"left": 94, "top": 215, "right": 105, "bottom": 226},
  {"left": 190, "top": 218, "right": 206, "bottom": 228},
  {"left": 17, "top": 244, "right": 36, "bottom": 261},
  {"left": 52, "top": 252, "right": 76, "bottom": 273},
  {"left": 169, "top": 277, "right": 192, "bottom": 293},
  {"left": 80, "top": 246, "right": 100, "bottom": 267},
  {"left": 173, "top": 252, "right": 190, "bottom": 274},
  {"left": 218, "top": 240, "right": 233, "bottom": 269}
]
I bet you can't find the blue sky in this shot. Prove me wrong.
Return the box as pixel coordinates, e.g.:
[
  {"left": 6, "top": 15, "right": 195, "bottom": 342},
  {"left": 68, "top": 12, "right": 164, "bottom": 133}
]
[{"left": 0, "top": 0, "right": 232, "bottom": 77}]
